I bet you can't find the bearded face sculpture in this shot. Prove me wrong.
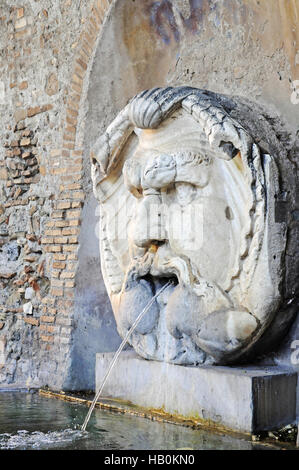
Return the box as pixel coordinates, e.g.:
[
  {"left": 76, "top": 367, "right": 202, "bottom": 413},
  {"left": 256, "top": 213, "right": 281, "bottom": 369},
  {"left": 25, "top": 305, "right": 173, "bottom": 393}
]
[{"left": 91, "top": 87, "right": 294, "bottom": 366}]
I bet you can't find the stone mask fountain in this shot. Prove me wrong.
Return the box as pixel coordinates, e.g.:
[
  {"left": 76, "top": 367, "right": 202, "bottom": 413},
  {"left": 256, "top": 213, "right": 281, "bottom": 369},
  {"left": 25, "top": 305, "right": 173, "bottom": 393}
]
[
  {"left": 90, "top": 86, "right": 296, "bottom": 367},
  {"left": 85, "top": 86, "right": 297, "bottom": 434}
]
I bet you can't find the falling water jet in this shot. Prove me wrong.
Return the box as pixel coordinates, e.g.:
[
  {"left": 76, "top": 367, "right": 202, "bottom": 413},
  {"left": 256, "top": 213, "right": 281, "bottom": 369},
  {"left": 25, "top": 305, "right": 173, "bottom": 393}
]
[{"left": 81, "top": 280, "right": 173, "bottom": 431}]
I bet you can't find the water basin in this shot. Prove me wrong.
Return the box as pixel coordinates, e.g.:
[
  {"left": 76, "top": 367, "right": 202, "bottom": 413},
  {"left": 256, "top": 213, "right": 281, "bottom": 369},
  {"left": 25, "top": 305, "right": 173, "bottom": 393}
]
[{"left": 0, "top": 391, "right": 278, "bottom": 450}]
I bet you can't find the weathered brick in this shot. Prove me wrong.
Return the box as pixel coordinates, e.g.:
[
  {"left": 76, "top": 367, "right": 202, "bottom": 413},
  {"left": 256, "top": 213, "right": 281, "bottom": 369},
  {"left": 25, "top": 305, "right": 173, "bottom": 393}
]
[
  {"left": 0, "top": 168, "right": 8, "bottom": 180},
  {"left": 65, "top": 126, "right": 76, "bottom": 135},
  {"left": 53, "top": 261, "right": 66, "bottom": 270},
  {"left": 56, "top": 317, "right": 73, "bottom": 327},
  {"left": 76, "top": 57, "right": 87, "bottom": 71},
  {"left": 66, "top": 164, "right": 83, "bottom": 173},
  {"left": 72, "top": 72, "right": 83, "bottom": 86},
  {"left": 61, "top": 174, "right": 82, "bottom": 182},
  {"left": 62, "top": 227, "right": 79, "bottom": 236},
  {"left": 53, "top": 253, "right": 67, "bottom": 261},
  {"left": 40, "top": 324, "right": 55, "bottom": 333},
  {"left": 89, "top": 15, "right": 99, "bottom": 32},
  {"left": 63, "top": 245, "right": 78, "bottom": 252},
  {"left": 78, "top": 45, "right": 89, "bottom": 62},
  {"left": 69, "top": 219, "right": 81, "bottom": 227},
  {"left": 66, "top": 209, "right": 81, "bottom": 218},
  {"left": 71, "top": 150, "right": 83, "bottom": 157},
  {"left": 54, "top": 220, "right": 70, "bottom": 228},
  {"left": 17, "top": 7, "right": 24, "bottom": 18},
  {"left": 40, "top": 335, "right": 54, "bottom": 343},
  {"left": 51, "top": 270, "right": 60, "bottom": 279},
  {"left": 93, "top": 5, "right": 103, "bottom": 24},
  {"left": 22, "top": 151, "right": 31, "bottom": 159},
  {"left": 27, "top": 104, "right": 53, "bottom": 118},
  {"left": 19, "top": 81, "right": 28, "bottom": 90},
  {"left": 20, "top": 137, "right": 31, "bottom": 146},
  {"left": 63, "top": 133, "right": 75, "bottom": 143},
  {"left": 74, "top": 67, "right": 84, "bottom": 81},
  {"left": 52, "top": 211, "right": 64, "bottom": 219},
  {"left": 51, "top": 279, "right": 64, "bottom": 287},
  {"left": 66, "top": 184, "right": 82, "bottom": 192},
  {"left": 15, "top": 17, "right": 27, "bottom": 30},
  {"left": 50, "top": 149, "right": 61, "bottom": 157},
  {"left": 15, "top": 27, "right": 32, "bottom": 40},
  {"left": 24, "top": 254, "right": 38, "bottom": 262},
  {"left": 41, "top": 237, "right": 53, "bottom": 244},
  {"left": 50, "top": 167, "right": 67, "bottom": 176},
  {"left": 67, "top": 253, "right": 78, "bottom": 261},
  {"left": 72, "top": 191, "right": 84, "bottom": 200},
  {"left": 24, "top": 317, "right": 39, "bottom": 326},
  {"left": 71, "top": 82, "right": 83, "bottom": 96},
  {"left": 56, "top": 300, "right": 73, "bottom": 312},
  {"left": 56, "top": 201, "right": 71, "bottom": 210},
  {"left": 65, "top": 280, "right": 75, "bottom": 288},
  {"left": 45, "top": 229, "right": 61, "bottom": 236},
  {"left": 40, "top": 316, "right": 55, "bottom": 323},
  {"left": 60, "top": 271, "right": 76, "bottom": 279},
  {"left": 54, "top": 236, "right": 68, "bottom": 244},
  {"left": 45, "top": 245, "right": 62, "bottom": 253},
  {"left": 50, "top": 288, "right": 63, "bottom": 297},
  {"left": 63, "top": 142, "right": 75, "bottom": 150},
  {"left": 46, "top": 220, "right": 55, "bottom": 228},
  {"left": 41, "top": 297, "right": 55, "bottom": 306}
]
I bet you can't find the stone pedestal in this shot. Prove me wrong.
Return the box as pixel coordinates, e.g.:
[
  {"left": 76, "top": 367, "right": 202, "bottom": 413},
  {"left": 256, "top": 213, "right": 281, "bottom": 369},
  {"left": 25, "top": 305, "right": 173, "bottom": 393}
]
[{"left": 96, "top": 351, "right": 297, "bottom": 434}]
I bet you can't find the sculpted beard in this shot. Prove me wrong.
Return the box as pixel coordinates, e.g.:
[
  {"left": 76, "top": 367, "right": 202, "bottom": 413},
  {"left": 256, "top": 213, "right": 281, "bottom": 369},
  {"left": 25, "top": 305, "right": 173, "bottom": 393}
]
[{"left": 113, "top": 243, "right": 232, "bottom": 363}]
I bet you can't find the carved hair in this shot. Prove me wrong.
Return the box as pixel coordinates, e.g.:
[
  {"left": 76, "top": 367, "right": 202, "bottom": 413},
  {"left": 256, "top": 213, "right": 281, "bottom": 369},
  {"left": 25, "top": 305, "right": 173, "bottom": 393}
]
[{"left": 91, "top": 87, "right": 254, "bottom": 183}]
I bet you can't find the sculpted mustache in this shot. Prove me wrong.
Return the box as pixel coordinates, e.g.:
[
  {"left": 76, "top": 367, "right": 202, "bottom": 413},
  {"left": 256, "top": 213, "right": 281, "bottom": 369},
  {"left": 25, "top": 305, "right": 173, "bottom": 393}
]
[{"left": 126, "top": 251, "right": 195, "bottom": 286}]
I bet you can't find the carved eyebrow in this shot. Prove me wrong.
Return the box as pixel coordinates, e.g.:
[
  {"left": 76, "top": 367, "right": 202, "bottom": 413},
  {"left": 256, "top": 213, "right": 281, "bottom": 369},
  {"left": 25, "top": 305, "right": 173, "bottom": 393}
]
[{"left": 171, "top": 151, "right": 210, "bottom": 165}]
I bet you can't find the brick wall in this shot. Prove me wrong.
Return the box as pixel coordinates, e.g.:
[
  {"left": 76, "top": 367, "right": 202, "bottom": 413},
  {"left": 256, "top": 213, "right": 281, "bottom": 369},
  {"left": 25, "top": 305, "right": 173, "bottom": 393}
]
[{"left": 0, "top": 0, "right": 113, "bottom": 389}]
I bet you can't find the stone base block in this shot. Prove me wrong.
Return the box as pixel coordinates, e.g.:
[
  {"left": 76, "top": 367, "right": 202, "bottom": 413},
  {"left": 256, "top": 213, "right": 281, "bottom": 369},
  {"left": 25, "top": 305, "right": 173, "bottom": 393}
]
[{"left": 96, "top": 351, "right": 297, "bottom": 434}]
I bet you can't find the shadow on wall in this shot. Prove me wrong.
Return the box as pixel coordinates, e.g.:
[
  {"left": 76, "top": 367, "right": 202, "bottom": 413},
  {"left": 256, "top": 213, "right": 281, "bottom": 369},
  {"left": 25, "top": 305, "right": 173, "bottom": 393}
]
[{"left": 67, "top": 196, "right": 122, "bottom": 391}]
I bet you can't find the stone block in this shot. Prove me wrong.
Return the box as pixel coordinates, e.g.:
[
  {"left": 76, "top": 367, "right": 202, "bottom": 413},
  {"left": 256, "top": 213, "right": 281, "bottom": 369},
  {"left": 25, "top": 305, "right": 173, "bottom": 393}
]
[{"left": 96, "top": 351, "right": 297, "bottom": 434}]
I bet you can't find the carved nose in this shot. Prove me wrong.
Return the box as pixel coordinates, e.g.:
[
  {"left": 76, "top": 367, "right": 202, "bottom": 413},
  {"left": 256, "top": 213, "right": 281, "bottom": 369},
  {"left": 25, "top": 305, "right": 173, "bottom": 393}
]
[{"left": 133, "top": 194, "right": 167, "bottom": 248}]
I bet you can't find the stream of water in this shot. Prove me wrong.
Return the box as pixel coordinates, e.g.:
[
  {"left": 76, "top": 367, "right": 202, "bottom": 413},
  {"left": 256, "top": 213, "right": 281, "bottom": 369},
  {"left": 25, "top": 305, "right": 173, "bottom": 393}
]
[{"left": 82, "top": 280, "right": 173, "bottom": 431}]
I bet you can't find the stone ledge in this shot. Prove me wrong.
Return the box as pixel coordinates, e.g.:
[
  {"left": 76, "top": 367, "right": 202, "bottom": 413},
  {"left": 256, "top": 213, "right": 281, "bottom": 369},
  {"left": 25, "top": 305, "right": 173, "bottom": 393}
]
[{"left": 96, "top": 351, "right": 298, "bottom": 434}]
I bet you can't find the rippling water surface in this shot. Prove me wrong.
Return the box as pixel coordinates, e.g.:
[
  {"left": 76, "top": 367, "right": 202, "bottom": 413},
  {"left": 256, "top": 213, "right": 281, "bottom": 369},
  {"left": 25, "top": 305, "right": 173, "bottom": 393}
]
[{"left": 0, "top": 391, "right": 270, "bottom": 450}]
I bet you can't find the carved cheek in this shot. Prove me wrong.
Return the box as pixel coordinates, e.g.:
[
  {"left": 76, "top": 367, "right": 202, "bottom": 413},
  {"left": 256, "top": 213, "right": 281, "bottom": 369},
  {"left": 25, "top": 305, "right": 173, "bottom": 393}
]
[
  {"left": 196, "top": 166, "right": 211, "bottom": 187},
  {"left": 176, "top": 165, "right": 211, "bottom": 188},
  {"left": 123, "top": 159, "right": 142, "bottom": 197}
]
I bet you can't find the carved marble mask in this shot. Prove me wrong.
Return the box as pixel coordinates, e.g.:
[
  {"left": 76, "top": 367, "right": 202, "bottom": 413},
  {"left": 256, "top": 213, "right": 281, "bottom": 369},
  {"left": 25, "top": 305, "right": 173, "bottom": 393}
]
[{"left": 91, "top": 87, "right": 288, "bottom": 366}]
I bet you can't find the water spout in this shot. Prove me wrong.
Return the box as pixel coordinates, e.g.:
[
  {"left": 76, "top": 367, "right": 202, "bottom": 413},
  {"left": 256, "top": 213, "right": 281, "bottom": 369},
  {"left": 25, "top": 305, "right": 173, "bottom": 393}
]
[{"left": 81, "top": 280, "right": 173, "bottom": 431}]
